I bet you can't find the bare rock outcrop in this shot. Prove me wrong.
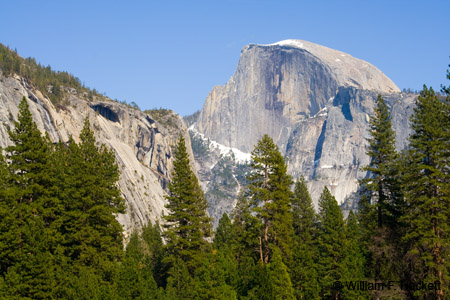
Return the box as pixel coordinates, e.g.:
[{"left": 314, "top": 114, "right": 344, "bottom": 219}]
[
  {"left": 0, "top": 72, "right": 193, "bottom": 236},
  {"left": 194, "top": 40, "right": 414, "bottom": 214}
]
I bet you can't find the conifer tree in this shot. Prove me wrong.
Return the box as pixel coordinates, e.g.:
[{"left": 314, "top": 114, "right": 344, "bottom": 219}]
[
  {"left": 214, "top": 213, "right": 233, "bottom": 250},
  {"left": 56, "top": 119, "right": 125, "bottom": 295},
  {"left": 402, "top": 86, "right": 450, "bottom": 299},
  {"left": 343, "top": 211, "right": 367, "bottom": 299},
  {"left": 231, "top": 193, "right": 260, "bottom": 298},
  {"left": 140, "top": 222, "right": 166, "bottom": 287},
  {"left": 0, "top": 97, "right": 59, "bottom": 299},
  {"left": 316, "top": 187, "right": 348, "bottom": 299},
  {"left": 362, "top": 94, "right": 401, "bottom": 228},
  {"left": 359, "top": 94, "right": 404, "bottom": 284},
  {"left": 266, "top": 248, "right": 295, "bottom": 300},
  {"left": 290, "top": 177, "right": 320, "bottom": 299},
  {"left": 194, "top": 251, "right": 238, "bottom": 300},
  {"left": 117, "top": 231, "right": 161, "bottom": 300},
  {"left": 441, "top": 61, "right": 450, "bottom": 96},
  {"left": 165, "top": 257, "right": 199, "bottom": 300},
  {"left": 164, "top": 135, "right": 212, "bottom": 274},
  {"left": 246, "top": 134, "right": 293, "bottom": 264},
  {"left": 0, "top": 149, "right": 12, "bottom": 276},
  {"left": 231, "top": 192, "right": 260, "bottom": 261},
  {"left": 213, "top": 213, "right": 239, "bottom": 292}
]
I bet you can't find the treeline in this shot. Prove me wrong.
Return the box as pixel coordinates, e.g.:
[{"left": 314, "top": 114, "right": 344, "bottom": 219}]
[{"left": 0, "top": 44, "right": 99, "bottom": 105}]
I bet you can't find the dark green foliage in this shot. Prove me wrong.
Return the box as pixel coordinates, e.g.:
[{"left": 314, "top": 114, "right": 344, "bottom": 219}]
[
  {"left": 265, "top": 248, "right": 295, "bottom": 300},
  {"left": 194, "top": 251, "right": 238, "bottom": 300},
  {"left": 0, "top": 44, "right": 99, "bottom": 105},
  {"left": 290, "top": 177, "right": 320, "bottom": 299},
  {"left": 213, "top": 213, "right": 239, "bottom": 290},
  {"left": 164, "top": 135, "right": 212, "bottom": 273},
  {"left": 0, "top": 97, "right": 59, "bottom": 299},
  {"left": 343, "top": 211, "right": 367, "bottom": 299},
  {"left": 56, "top": 119, "right": 124, "bottom": 291},
  {"left": 362, "top": 94, "right": 402, "bottom": 228},
  {"left": 246, "top": 134, "right": 294, "bottom": 264},
  {"left": 214, "top": 213, "right": 233, "bottom": 251},
  {"left": 140, "top": 222, "right": 166, "bottom": 287},
  {"left": 165, "top": 257, "right": 199, "bottom": 300},
  {"left": 441, "top": 61, "right": 450, "bottom": 96},
  {"left": 0, "top": 100, "right": 126, "bottom": 298},
  {"left": 117, "top": 231, "right": 162, "bottom": 300},
  {"left": 291, "top": 177, "right": 316, "bottom": 238},
  {"left": 316, "top": 187, "right": 348, "bottom": 299},
  {"left": 402, "top": 86, "right": 450, "bottom": 299},
  {"left": 359, "top": 94, "right": 404, "bottom": 290}
]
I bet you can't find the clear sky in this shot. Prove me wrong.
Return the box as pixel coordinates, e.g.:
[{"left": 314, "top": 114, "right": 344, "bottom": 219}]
[{"left": 1, "top": 0, "right": 449, "bottom": 116}]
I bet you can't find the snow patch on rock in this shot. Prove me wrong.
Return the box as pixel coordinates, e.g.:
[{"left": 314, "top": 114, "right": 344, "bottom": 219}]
[{"left": 190, "top": 124, "right": 251, "bottom": 163}]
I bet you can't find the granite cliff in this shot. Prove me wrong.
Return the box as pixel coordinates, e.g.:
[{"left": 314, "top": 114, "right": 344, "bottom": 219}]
[
  {"left": 0, "top": 71, "right": 194, "bottom": 236},
  {"left": 193, "top": 39, "right": 416, "bottom": 216}
]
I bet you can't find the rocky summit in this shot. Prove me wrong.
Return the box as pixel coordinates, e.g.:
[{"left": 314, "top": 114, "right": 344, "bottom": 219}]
[{"left": 193, "top": 39, "right": 416, "bottom": 217}]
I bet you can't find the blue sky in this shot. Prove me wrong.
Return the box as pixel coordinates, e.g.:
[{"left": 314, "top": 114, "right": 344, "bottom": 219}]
[{"left": 1, "top": 0, "right": 449, "bottom": 116}]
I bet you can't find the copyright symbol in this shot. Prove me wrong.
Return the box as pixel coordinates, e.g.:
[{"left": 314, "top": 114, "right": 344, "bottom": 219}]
[{"left": 333, "top": 281, "right": 343, "bottom": 290}]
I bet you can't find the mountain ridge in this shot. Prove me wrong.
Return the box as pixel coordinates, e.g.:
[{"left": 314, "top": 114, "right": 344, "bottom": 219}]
[{"left": 193, "top": 39, "right": 416, "bottom": 218}]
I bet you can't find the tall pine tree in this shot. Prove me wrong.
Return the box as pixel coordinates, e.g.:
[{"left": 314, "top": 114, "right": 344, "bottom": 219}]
[
  {"left": 316, "top": 187, "right": 348, "bottom": 300},
  {"left": 246, "top": 134, "right": 294, "bottom": 264},
  {"left": 163, "top": 135, "right": 212, "bottom": 274},
  {"left": 0, "top": 97, "right": 58, "bottom": 299},
  {"left": 290, "top": 177, "right": 320, "bottom": 299},
  {"left": 359, "top": 94, "right": 404, "bottom": 286},
  {"left": 56, "top": 118, "right": 125, "bottom": 297},
  {"left": 402, "top": 86, "right": 450, "bottom": 299}
]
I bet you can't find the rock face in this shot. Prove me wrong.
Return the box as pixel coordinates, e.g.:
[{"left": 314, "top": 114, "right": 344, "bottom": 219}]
[
  {"left": 0, "top": 72, "right": 194, "bottom": 236},
  {"left": 194, "top": 39, "right": 416, "bottom": 214},
  {"left": 196, "top": 39, "right": 400, "bottom": 154}
]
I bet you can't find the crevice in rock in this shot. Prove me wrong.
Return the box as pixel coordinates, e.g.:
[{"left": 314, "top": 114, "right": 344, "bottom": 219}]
[
  {"left": 91, "top": 104, "right": 120, "bottom": 123},
  {"left": 313, "top": 119, "right": 327, "bottom": 178},
  {"left": 342, "top": 102, "right": 353, "bottom": 121}
]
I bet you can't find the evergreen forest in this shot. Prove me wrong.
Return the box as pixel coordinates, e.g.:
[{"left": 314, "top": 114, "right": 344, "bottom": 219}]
[{"left": 0, "top": 54, "right": 450, "bottom": 299}]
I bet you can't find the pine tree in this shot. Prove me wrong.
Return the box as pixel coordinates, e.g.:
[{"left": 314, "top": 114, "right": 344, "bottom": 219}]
[
  {"left": 231, "top": 191, "right": 260, "bottom": 261},
  {"left": 266, "top": 248, "right": 295, "bottom": 300},
  {"left": 214, "top": 213, "right": 233, "bottom": 251},
  {"left": 290, "top": 177, "right": 320, "bottom": 299},
  {"left": 0, "top": 149, "right": 13, "bottom": 276},
  {"left": 165, "top": 257, "right": 199, "bottom": 300},
  {"left": 56, "top": 119, "right": 125, "bottom": 295},
  {"left": 117, "top": 231, "right": 162, "bottom": 300},
  {"left": 195, "top": 251, "right": 238, "bottom": 300},
  {"left": 246, "top": 134, "right": 294, "bottom": 264},
  {"left": 140, "top": 222, "right": 166, "bottom": 288},
  {"left": 316, "top": 187, "right": 348, "bottom": 299},
  {"left": 441, "top": 61, "right": 450, "bottom": 96},
  {"left": 359, "top": 94, "right": 404, "bottom": 286},
  {"left": 231, "top": 192, "right": 260, "bottom": 298},
  {"left": 343, "top": 211, "right": 368, "bottom": 299},
  {"left": 164, "top": 135, "right": 212, "bottom": 274},
  {"left": 0, "top": 97, "right": 59, "bottom": 299},
  {"left": 402, "top": 86, "right": 450, "bottom": 299},
  {"left": 213, "top": 213, "right": 239, "bottom": 292},
  {"left": 362, "top": 94, "right": 401, "bottom": 228}
]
